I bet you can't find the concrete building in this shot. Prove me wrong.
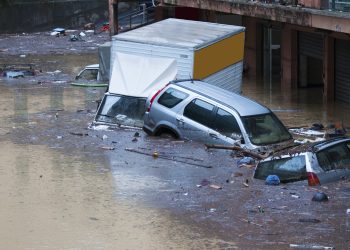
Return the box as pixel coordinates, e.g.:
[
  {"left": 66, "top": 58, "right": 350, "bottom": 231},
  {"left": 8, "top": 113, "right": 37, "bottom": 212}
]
[{"left": 109, "top": 0, "right": 350, "bottom": 104}]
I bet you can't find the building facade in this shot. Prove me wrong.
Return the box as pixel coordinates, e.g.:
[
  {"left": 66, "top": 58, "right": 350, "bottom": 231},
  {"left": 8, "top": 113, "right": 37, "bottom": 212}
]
[{"left": 109, "top": 0, "right": 350, "bottom": 104}]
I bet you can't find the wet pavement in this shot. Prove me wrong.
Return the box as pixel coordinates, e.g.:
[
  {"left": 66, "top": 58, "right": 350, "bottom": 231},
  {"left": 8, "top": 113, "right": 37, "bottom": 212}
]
[{"left": 0, "top": 32, "right": 349, "bottom": 249}]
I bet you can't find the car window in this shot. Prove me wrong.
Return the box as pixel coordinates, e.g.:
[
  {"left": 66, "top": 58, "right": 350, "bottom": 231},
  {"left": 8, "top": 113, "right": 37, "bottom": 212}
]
[
  {"left": 95, "top": 95, "right": 146, "bottom": 127},
  {"left": 254, "top": 155, "right": 307, "bottom": 183},
  {"left": 212, "top": 108, "right": 242, "bottom": 138},
  {"left": 157, "top": 88, "right": 188, "bottom": 108},
  {"left": 242, "top": 113, "right": 292, "bottom": 145},
  {"left": 316, "top": 142, "right": 350, "bottom": 171},
  {"left": 183, "top": 99, "right": 214, "bottom": 128},
  {"left": 78, "top": 69, "right": 98, "bottom": 80}
]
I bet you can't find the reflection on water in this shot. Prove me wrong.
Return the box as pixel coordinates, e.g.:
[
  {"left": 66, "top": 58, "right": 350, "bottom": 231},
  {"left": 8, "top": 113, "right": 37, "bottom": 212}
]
[
  {"left": 0, "top": 74, "right": 235, "bottom": 249},
  {"left": 242, "top": 77, "right": 350, "bottom": 128},
  {"left": 0, "top": 142, "right": 232, "bottom": 249}
]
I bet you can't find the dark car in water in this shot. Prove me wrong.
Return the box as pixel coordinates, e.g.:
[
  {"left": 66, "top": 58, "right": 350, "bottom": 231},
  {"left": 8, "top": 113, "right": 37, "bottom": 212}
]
[{"left": 254, "top": 137, "right": 350, "bottom": 185}]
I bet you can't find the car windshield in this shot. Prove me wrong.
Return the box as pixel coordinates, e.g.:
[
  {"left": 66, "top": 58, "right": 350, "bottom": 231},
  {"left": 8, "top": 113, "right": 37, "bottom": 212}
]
[
  {"left": 77, "top": 69, "right": 98, "bottom": 80},
  {"left": 316, "top": 141, "right": 350, "bottom": 171},
  {"left": 254, "top": 155, "right": 308, "bottom": 183},
  {"left": 95, "top": 94, "right": 146, "bottom": 127},
  {"left": 242, "top": 113, "right": 292, "bottom": 145}
]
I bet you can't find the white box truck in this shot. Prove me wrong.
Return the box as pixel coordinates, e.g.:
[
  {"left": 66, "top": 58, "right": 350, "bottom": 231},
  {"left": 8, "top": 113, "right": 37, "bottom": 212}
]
[{"left": 94, "top": 18, "right": 245, "bottom": 128}]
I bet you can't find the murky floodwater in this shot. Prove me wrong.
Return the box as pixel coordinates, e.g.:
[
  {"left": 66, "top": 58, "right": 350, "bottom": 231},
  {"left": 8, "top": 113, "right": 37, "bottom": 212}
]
[
  {"left": 0, "top": 56, "right": 239, "bottom": 249},
  {"left": 0, "top": 143, "right": 231, "bottom": 249},
  {"left": 242, "top": 78, "right": 350, "bottom": 129},
  {"left": 0, "top": 52, "right": 349, "bottom": 249}
]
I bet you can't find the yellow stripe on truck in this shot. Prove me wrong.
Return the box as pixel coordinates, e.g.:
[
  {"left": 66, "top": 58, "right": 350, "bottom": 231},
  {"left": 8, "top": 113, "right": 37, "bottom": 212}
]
[{"left": 193, "top": 32, "right": 245, "bottom": 80}]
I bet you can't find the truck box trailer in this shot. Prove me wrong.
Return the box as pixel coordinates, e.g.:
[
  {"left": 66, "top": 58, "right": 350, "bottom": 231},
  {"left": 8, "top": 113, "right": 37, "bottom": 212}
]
[{"left": 94, "top": 18, "right": 245, "bottom": 128}]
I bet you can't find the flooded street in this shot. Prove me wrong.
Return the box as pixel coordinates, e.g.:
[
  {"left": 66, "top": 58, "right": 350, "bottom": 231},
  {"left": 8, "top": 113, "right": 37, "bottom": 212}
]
[
  {"left": 242, "top": 78, "right": 350, "bottom": 129},
  {"left": 0, "top": 33, "right": 349, "bottom": 249}
]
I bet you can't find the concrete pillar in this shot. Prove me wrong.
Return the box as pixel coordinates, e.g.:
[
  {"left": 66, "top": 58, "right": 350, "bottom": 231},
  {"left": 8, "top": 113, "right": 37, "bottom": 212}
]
[
  {"left": 281, "top": 24, "right": 298, "bottom": 88},
  {"left": 154, "top": 5, "right": 165, "bottom": 21},
  {"left": 242, "top": 17, "right": 262, "bottom": 79},
  {"left": 323, "top": 35, "right": 334, "bottom": 103},
  {"left": 109, "top": 0, "right": 118, "bottom": 36}
]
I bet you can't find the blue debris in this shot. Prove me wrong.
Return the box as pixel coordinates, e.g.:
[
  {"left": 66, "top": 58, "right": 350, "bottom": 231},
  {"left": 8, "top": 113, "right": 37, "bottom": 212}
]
[
  {"left": 238, "top": 156, "right": 254, "bottom": 166},
  {"left": 265, "top": 175, "right": 280, "bottom": 186},
  {"left": 312, "top": 192, "right": 329, "bottom": 202}
]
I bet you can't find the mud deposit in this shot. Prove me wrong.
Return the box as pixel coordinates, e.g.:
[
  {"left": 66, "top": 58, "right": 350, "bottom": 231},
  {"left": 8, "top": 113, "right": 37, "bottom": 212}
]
[{"left": 0, "top": 33, "right": 349, "bottom": 249}]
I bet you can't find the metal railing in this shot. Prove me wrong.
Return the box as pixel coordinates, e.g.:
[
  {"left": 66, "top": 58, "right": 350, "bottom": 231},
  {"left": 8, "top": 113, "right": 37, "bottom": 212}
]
[{"left": 118, "top": 4, "right": 156, "bottom": 32}]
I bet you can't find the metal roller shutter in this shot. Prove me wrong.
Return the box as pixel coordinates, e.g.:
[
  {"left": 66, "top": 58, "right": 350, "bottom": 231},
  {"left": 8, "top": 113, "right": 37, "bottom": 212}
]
[
  {"left": 299, "top": 32, "right": 323, "bottom": 59},
  {"left": 335, "top": 39, "right": 350, "bottom": 104}
]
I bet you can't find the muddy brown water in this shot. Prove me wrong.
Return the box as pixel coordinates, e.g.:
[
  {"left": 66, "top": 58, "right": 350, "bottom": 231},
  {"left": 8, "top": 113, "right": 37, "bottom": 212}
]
[{"left": 0, "top": 52, "right": 349, "bottom": 249}]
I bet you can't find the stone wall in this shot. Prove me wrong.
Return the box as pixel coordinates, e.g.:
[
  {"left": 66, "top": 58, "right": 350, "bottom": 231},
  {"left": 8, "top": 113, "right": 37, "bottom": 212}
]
[{"left": 0, "top": 0, "right": 108, "bottom": 33}]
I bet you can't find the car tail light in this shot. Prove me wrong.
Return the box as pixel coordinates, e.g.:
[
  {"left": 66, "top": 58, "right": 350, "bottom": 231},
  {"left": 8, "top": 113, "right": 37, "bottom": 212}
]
[
  {"left": 307, "top": 172, "right": 320, "bottom": 186},
  {"left": 147, "top": 84, "right": 168, "bottom": 112}
]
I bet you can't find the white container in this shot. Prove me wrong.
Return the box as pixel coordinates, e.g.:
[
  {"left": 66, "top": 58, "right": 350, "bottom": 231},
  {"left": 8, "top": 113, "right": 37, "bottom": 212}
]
[{"left": 110, "top": 18, "right": 245, "bottom": 94}]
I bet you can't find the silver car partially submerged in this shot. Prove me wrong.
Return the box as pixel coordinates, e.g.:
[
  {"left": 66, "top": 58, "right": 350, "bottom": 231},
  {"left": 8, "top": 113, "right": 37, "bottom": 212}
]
[
  {"left": 143, "top": 79, "right": 293, "bottom": 151},
  {"left": 254, "top": 137, "right": 350, "bottom": 185}
]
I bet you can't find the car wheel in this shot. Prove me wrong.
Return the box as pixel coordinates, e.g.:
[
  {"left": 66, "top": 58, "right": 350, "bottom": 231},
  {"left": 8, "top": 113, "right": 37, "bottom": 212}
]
[{"left": 156, "top": 128, "right": 178, "bottom": 139}]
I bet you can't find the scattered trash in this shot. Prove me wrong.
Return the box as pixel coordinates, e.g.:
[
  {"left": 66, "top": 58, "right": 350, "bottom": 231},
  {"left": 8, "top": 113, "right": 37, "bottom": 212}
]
[
  {"left": 233, "top": 172, "right": 243, "bottom": 177},
  {"left": 265, "top": 175, "right": 280, "bottom": 186},
  {"left": 239, "top": 163, "right": 256, "bottom": 169},
  {"left": 79, "top": 32, "right": 86, "bottom": 37},
  {"left": 19, "top": 54, "right": 26, "bottom": 58},
  {"left": 209, "top": 208, "right": 216, "bottom": 213},
  {"left": 310, "top": 123, "right": 324, "bottom": 131},
  {"left": 5, "top": 71, "right": 24, "bottom": 78},
  {"left": 346, "top": 208, "right": 350, "bottom": 214},
  {"left": 289, "top": 244, "right": 334, "bottom": 249},
  {"left": 243, "top": 179, "right": 249, "bottom": 187},
  {"left": 238, "top": 156, "right": 255, "bottom": 166},
  {"left": 125, "top": 148, "right": 212, "bottom": 168},
  {"left": 84, "top": 23, "right": 95, "bottom": 30},
  {"left": 101, "top": 146, "right": 115, "bottom": 150},
  {"left": 70, "top": 34, "right": 79, "bottom": 41},
  {"left": 183, "top": 192, "right": 188, "bottom": 196},
  {"left": 298, "top": 218, "right": 321, "bottom": 223},
  {"left": 312, "top": 192, "right": 329, "bottom": 202},
  {"left": 206, "top": 144, "right": 265, "bottom": 160},
  {"left": 51, "top": 28, "right": 66, "bottom": 36},
  {"left": 209, "top": 184, "right": 222, "bottom": 190},
  {"left": 152, "top": 151, "right": 159, "bottom": 158},
  {"left": 291, "top": 195, "right": 300, "bottom": 199},
  {"left": 258, "top": 206, "right": 264, "bottom": 213},
  {"left": 102, "top": 135, "right": 108, "bottom": 140},
  {"left": 69, "top": 132, "right": 88, "bottom": 136},
  {"left": 200, "top": 179, "right": 210, "bottom": 186},
  {"left": 56, "top": 135, "right": 63, "bottom": 139},
  {"left": 90, "top": 125, "right": 110, "bottom": 131},
  {"left": 196, "top": 184, "right": 202, "bottom": 188}
]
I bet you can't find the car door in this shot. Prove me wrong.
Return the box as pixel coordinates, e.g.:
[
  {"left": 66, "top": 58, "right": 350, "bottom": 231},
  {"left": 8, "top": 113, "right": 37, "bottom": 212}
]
[
  {"left": 177, "top": 98, "right": 226, "bottom": 144},
  {"left": 210, "top": 107, "right": 244, "bottom": 145},
  {"left": 315, "top": 141, "right": 350, "bottom": 184}
]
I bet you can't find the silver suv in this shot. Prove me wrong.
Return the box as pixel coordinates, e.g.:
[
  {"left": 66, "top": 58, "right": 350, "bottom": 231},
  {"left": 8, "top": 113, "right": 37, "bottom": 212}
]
[{"left": 143, "top": 80, "right": 293, "bottom": 151}]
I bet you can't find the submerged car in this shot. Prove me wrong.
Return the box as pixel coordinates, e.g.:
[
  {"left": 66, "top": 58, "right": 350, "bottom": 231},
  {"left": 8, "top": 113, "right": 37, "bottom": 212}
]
[
  {"left": 71, "top": 64, "right": 108, "bottom": 87},
  {"left": 143, "top": 79, "right": 293, "bottom": 151},
  {"left": 254, "top": 137, "right": 350, "bottom": 185}
]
